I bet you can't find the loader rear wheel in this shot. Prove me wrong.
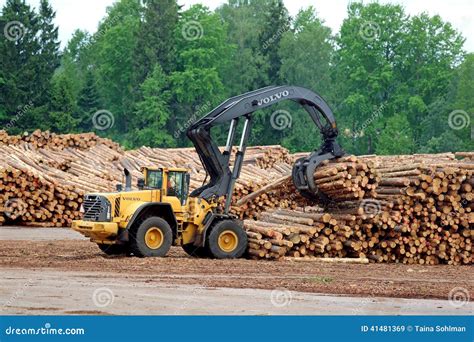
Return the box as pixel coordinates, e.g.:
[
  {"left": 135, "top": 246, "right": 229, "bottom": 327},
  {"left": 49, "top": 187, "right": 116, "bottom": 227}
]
[
  {"left": 97, "top": 243, "right": 127, "bottom": 256},
  {"left": 182, "top": 244, "right": 210, "bottom": 258},
  {"left": 208, "top": 220, "right": 247, "bottom": 259},
  {"left": 130, "top": 217, "right": 172, "bottom": 257}
]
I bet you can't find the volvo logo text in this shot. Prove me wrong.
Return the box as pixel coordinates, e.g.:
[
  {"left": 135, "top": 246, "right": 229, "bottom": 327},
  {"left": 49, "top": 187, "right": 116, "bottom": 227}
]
[{"left": 256, "top": 90, "right": 289, "bottom": 106}]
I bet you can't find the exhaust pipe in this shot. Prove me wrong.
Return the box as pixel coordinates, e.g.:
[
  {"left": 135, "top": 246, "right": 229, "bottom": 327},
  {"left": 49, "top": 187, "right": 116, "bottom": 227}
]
[{"left": 124, "top": 168, "right": 132, "bottom": 191}]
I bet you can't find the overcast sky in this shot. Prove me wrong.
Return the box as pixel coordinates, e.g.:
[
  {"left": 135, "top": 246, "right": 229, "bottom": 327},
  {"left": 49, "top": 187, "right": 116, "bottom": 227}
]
[{"left": 3, "top": 0, "right": 474, "bottom": 51}]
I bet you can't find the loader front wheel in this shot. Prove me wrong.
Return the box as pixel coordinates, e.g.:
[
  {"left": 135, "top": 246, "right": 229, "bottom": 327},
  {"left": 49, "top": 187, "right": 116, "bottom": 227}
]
[
  {"left": 208, "top": 220, "right": 247, "bottom": 259},
  {"left": 130, "top": 217, "right": 172, "bottom": 257}
]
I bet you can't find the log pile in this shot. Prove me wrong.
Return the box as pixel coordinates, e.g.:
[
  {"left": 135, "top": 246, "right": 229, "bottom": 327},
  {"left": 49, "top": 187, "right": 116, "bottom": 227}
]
[
  {"left": 0, "top": 164, "right": 83, "bottom": 227},
  {"left": 242, "top": 145, "right": 292, "bottom": 169},
  {"left": 244, "top": 153, "right": 473, "bottom": 265},
  {"left": 0, "top": 131, "right": 293, "bottom": 226},
  {"left": 0, "top": 130, "right": 472, "bottom": 264},
  {"left": 313, "top": 156, "right": 379, "bottom": 201},
  {"left": 0, "top": 129, "right": 121, "bottom": 151}
]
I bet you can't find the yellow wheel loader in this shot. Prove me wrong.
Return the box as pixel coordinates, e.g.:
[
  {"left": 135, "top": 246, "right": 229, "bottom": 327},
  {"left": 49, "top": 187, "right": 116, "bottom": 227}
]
[{"left": 72, "top": 86, "right": 344, "bottom": 258}]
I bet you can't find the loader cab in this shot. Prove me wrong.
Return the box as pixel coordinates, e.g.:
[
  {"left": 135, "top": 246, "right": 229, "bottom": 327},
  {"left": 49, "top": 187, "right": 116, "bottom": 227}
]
[{"left": 141, "top": 167, "right": 190, "bottom": 207}]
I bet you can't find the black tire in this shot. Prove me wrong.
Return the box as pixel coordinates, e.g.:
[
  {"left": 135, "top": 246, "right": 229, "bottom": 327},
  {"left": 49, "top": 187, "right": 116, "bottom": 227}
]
[
  {"left": 208, "top": 220, "right": 247, "bottom": 259},
  {"left": 130, "top": 217, "right": 172, "bottom": 257},
  {"left": 182, "top": 244, "right": 210, "bottom": 258},
  {"left": 97, "top": 243, "right": 127, "bottom": 256}
]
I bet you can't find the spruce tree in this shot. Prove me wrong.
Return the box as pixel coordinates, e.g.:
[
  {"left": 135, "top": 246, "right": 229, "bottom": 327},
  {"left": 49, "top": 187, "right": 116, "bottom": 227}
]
[
  {"left": 0, "top": 0, "right": 40, "bottom": 128},
  {"left": 133, "top": 0, "right": 179, "bottom": 83},
  {"left": 37, "top": 0, "right": 60, "bottom": 102},
  {"left": 76, "top": 70, "right": 101, "bottom": 131},
  {"left": 258, "top": 0, "right": 290, "bottom": 84}
]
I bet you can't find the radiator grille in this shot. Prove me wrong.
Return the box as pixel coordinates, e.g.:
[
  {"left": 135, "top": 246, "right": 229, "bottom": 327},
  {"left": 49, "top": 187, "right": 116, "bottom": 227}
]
[{"left": 83, "top": 195, "right": 110, "bottom": 221}]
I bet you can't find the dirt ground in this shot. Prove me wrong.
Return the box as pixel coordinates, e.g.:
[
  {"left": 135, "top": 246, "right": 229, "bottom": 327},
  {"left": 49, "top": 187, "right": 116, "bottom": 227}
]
[{"left": 0, "top": 227, "right": 472, "bottom": 315}]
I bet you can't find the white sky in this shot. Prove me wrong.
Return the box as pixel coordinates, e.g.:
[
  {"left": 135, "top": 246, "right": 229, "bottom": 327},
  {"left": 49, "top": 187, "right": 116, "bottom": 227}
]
[{"left": 3, "top": 0, "right": 474, "bottom": 51}]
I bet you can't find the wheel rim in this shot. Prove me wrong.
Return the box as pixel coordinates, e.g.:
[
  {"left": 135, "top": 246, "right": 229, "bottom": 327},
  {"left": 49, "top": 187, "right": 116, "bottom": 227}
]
[
  {"left": 145, "top": 227, "right": 164, "bottom": 249},
  {"left": 218, "top": 230, "right": 238, "bottom": 252}
]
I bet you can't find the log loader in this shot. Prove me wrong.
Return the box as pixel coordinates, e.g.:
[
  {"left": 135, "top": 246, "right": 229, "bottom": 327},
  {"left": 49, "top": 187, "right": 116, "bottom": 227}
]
[{"left": 72, "top": 86, "right": 344, "bottom": 258}]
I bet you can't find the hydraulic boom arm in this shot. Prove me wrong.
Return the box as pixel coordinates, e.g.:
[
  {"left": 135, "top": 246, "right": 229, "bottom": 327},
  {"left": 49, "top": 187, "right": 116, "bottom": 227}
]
[{"left": 186, "top": 85, "right": 344, "bottom": 213}]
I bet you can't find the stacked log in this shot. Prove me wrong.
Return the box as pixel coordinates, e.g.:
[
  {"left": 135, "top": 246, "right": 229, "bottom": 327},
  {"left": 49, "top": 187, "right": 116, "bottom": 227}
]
[
  {"left": 0, "top": 130, "right": 472, "bottom": 265},
  {"left": 245, "top": 198, "right": 472, "bottom": 265},
  {"left": 0, "top": 165, "right": 83, "bottom": 227},
  {"left": 245, "top": 153, "right": 473, "bottom": 265},
  {"left": 0, "top": 131, "right": 294, "bottom": 226},
  {"left": 242, "top": 145, "right": 292, "bottom": 169},
  {"left": 313, "top": 156, "right": 379, "bottom": 201},
  {"left": 0, "top": 129, "right": 121, "bottom": 151}
]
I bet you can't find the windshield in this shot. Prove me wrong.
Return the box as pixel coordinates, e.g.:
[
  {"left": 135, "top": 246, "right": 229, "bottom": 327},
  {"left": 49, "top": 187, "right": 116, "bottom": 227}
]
[{"left": 146, "top": 170, "right": 163, "bottom": 189}]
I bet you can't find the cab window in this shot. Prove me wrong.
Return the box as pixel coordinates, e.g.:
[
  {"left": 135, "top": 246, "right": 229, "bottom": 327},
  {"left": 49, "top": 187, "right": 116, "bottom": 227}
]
[
  {"left": 166, "top": 171, "right": 184, "bottom": 199},
  {"left": 146, "top": 170, "right": 162, "bottom": 189}
]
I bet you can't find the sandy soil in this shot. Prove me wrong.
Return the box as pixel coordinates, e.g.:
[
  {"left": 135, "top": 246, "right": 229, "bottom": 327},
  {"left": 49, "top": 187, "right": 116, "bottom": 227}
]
[
  {"left": 0, "top": 227, "right": 472, "bottom": 315},
  {"left": 2, "top": 268, "right": 471, "bottom": 315}
]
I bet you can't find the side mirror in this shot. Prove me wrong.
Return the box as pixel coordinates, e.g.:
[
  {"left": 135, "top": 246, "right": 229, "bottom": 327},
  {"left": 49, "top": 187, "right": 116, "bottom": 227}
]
[
  {"left": 137, "top": 178, "right": 145, "bottom": 190},
  {"left": 116, "top": 184, "right": 123, "bottom": 192}
]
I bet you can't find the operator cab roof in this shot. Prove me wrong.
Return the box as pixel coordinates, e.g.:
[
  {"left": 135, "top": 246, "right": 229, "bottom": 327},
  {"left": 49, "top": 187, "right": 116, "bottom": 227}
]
[{"left": 140, "top": 166, "right": 188, "bottom": 173}]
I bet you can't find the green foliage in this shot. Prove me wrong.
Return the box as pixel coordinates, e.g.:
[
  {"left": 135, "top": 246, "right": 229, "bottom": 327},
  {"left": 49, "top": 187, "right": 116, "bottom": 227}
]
[
  {"left": 169, "top": 4, "right": 233, "bottom": 146},
  {"left": 0, "top": 0, "right": 63, "bottom": 132},
  {"left": 134, "top": 0, "right": 179, "bottom": 80},
  {"left": 49, "top": 73, "right": 78, "bottom": 132},
  {"left": 375, "top": 113, "right": 414, "bottom": 154},
  {"left": 420, "top": 130, "right": 467, "bottom": 153},
  {"left": 335, "top": 1, "right": 468, "bottom": 155},
  {"left": 92, "top": 0, "right": 141, "bottom": 135},
  {"left": 37, "top": 0, "right": 61, "bottom": 101},
  {"left": 126, "top": 65, "right": 174, "bottom": 148},
  {"left": 216, "top": 0, "right": 270, "bottom": 94},
  {"left": 0, "top": 0, "right": 471, "bottom": 155},
  {"left": 277, "top": 7, "right": 334, "bottom": 151},
  {"left": 258, "top": 0, "right": 290, "bottom": 84},
  {"left": 76, "top": 70, "right": 101, "bottom": 130}
]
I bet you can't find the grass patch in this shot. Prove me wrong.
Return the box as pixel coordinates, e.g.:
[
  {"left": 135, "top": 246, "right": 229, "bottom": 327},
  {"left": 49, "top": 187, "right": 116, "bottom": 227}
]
[{"left": 306, "top": 276, "right": 333, "bottom": 284}]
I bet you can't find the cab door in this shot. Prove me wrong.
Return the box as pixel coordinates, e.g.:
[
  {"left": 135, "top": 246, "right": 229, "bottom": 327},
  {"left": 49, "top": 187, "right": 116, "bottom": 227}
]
[{"left": 162, "top": 171, "right": 189, "bottom": 212}]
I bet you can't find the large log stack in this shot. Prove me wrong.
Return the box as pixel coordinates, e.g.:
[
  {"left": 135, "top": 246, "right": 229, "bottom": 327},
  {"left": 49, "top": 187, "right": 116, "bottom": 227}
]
[
  {"left": 244, "top": 153, "right": 473, "bottom": 265},
  {"left": 0, "top": 130, "right": 472, "bottom": 264},
  {"left": 0, "top": 164, "right": 83, "bottom": 227},
  {"left": 312, "top": 156, "right": 379, "bottom": 201},
  {"left": 0, "top": 130, "right": 293, "bottom": 226},
  {"left": 0, "top": 129, "right": 121, "bottom": 151}
]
